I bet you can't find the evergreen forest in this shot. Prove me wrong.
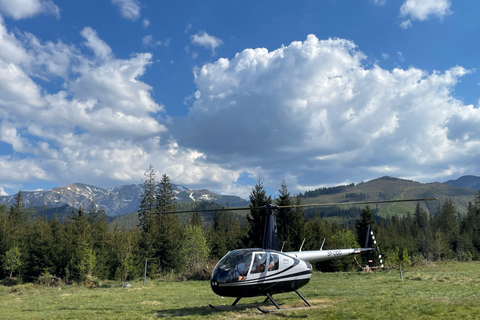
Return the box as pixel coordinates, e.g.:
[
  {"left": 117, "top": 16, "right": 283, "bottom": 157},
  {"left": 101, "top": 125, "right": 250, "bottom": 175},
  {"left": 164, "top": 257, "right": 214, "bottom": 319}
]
[{"left": 1, "top": 165, "right": 480, "bottom": 286}]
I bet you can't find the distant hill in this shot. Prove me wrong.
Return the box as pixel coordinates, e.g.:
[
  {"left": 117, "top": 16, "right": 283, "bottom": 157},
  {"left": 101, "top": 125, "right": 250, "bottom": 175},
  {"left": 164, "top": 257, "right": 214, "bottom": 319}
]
[
  {"left": 31, "top": 204, "right": 115, "bottom": 223},
  {"left": 444, "top": 175, "right": 480, "bottom": 190},
  {"left": 300, "top": 176, "right": 477, "bottom": 217}
]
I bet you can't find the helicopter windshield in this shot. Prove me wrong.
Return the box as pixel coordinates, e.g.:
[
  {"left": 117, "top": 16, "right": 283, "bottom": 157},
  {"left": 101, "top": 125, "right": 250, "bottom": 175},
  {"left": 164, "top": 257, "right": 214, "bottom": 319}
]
[{"left": 212, "top": 250, "right": 253, "bottom": 283}]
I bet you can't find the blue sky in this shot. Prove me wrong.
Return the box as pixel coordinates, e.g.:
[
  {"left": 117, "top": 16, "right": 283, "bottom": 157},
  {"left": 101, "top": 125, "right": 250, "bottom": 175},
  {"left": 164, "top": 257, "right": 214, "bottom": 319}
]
[{"left": 0, "top": 0, "right": 479, "bottom": 198}]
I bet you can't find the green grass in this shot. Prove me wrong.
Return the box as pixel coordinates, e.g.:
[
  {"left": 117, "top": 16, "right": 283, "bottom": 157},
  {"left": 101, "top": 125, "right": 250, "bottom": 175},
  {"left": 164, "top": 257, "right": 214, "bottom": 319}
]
[{"left": 1, "top": 261, "right": 480, "bottom": 319}]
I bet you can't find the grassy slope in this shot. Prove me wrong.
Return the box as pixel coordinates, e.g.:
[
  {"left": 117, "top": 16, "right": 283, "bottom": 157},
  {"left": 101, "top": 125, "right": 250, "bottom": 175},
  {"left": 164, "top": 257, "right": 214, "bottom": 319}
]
[
  {"left": 1, "top": 261, "right": 479, "bottom": 319},
  {"left": 301, "top": 177, "right": 477, "bottom": 218}
]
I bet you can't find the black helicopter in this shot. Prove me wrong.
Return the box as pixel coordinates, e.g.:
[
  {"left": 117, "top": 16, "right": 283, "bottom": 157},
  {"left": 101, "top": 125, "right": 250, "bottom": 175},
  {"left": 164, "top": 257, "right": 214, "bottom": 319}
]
[{"left": 173, "top": 198, "right": 436, "bottom": 313}]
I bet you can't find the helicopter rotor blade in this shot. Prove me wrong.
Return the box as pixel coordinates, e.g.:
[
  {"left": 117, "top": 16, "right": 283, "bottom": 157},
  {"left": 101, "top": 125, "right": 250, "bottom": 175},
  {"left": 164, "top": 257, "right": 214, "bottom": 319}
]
[
  {"left": 276, "top": 198, "right": 438, "bottom": 209},
  {"left": 159, "top": 206, "right": 249, "bottom": 214},
  {"left": 159, "top": 198, "right": 437, "bottom": 214}
]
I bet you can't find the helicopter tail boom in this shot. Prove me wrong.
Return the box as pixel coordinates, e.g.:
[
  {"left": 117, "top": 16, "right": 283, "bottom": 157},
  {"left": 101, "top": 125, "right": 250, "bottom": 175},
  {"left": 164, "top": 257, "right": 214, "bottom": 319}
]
[
  {"left": 285, "top": 247, "right": 373, "bottom": 263},
  {"left": 285, "top": 224, "right": 382, "bottom": 265}
]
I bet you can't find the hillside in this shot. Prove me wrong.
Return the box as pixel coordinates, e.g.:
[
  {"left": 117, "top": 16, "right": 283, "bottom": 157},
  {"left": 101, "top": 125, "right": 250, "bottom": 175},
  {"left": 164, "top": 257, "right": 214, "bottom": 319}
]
[
  {"left": 300, "top": 176, "right": 477, "bottom": 217},
  {"left": 110, "top": 201, "right": 248, "bottom": 230}
]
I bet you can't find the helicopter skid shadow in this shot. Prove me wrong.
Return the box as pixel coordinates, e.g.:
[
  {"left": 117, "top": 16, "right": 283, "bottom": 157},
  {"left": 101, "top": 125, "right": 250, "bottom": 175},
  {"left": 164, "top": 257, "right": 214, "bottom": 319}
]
[
  {"left": 155, "top": 299, "right": 334, "bottom": 317},
  {"left": 155, "top": 302, "right": 268, "bottom": 318}
]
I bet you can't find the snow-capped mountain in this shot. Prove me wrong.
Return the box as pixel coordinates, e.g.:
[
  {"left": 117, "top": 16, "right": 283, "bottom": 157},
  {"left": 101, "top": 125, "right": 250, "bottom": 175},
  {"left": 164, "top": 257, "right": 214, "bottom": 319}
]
[{"left": 0, "top": 183, "right": 248, "bottom": 217}]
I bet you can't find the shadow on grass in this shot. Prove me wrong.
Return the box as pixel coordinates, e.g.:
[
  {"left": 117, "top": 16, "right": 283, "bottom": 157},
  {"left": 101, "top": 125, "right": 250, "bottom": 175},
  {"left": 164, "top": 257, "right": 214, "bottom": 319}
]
[{"left": 156, "top": 301, "right": 324, "bottom": 318}]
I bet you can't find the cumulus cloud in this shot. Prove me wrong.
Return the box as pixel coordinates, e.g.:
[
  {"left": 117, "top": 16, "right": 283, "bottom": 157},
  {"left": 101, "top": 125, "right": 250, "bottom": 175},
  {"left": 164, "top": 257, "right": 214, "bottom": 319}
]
[
  {"left": 174, "top": 34, "right": 480, "bottom": 192},
  {"left": 111, "top": 0, "right": 140, "bottom": 21},
  {"left": 0, "top": 0, "right": 60, "bottom": 20},
  {"left": 0, "top": 16, "right": 175, "bottom": 195},
  {"left": 0, "top": 18, "right": 244, "bottom": 195},
  {"left": 191, "top": 31, "right": 223, "bottom": 54},
  {"left": 400, "top": 0, "right": 451, "bottom": 28}
]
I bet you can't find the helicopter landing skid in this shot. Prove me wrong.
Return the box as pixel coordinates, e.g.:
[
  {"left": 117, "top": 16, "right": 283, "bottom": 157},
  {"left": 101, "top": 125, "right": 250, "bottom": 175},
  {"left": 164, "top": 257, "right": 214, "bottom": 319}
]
[
  {"left": 209, "top": 296, "right": 243, "bottom": 310},
  {"left": 257, "top": 290, "right": 311, "bottom": 313}
]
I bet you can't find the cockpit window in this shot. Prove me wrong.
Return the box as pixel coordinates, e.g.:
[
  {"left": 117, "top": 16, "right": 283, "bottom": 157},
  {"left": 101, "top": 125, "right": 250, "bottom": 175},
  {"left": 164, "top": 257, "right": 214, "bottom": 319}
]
[
  {"left": 268, "top": 254, "right": 279, "bottom": 271},
  {"left": 212, "top": 250, "right": 252, "bottom": 283},
  {"left": 251, "top": 253, "right": 267, "bottom": 274}
]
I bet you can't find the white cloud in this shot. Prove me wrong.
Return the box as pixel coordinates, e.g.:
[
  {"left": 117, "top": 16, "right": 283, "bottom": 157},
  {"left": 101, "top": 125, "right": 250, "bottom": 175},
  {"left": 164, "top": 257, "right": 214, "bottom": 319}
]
[
  {"left": 142, "top": 35, "right": 163, "bottom": 48},
  {"left": 0, "top": 19, "right": 243, "bottom": 194},
  {"left": 80, "top": 27, "right": 112, "bottom": 60},
  {"left": 142, "top": 18, "right": 150, "bottom": 28},
  {"left": 174, "top": 34, "right": 480, "bottom": 193},
  {"left": 400, "top": 0, "right": 451, "bottom": 27},
  {"left": 0, "top": 187, "right": 7, "bottom": 196},
  {"left": 111, "top": 0, "right": 140, "bottom": 21},
  {"left": 0, "top": 0, "right": 59, "bottom": 20},
  {"left": 191, "top": 31, "right": 223, "bottom": 54},
  {"left": 0, "top": 156, "right": 48, "bottom": 181},
  {"left": 400, "top": 19, "right": 413, "bottom": 29}
]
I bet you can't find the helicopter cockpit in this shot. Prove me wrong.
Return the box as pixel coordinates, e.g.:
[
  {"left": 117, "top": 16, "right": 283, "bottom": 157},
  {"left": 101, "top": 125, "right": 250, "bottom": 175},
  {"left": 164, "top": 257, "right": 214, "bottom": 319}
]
[
  {"left": 211, "top": 249, "right": 253, "bottom": 283},
  {"left": 211, "top": 249, "right": 282, "bottom": 284}
]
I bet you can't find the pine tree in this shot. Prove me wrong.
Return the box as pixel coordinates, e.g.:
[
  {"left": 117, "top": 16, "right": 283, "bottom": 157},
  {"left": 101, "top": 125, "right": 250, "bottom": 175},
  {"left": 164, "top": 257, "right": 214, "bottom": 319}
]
[
  {"left": 413, "top": 202, "right": 433, "bottom": 260},
  {"left": 291, "top": 196, "right": 306, "bottom": 250},
  {"left": 155, "top": 173, "right": 181, "bottom": 272},
  {"left": 7, "top": 191, "right": 28, "bottom": 249},
  {"left": 434, "top": 198, "right": 459, "bottom": 259},
  {"left": 275, "top": 181, "right": 304, "bottom": 251},
  {"left": 210, "top": 210, "right": 244, "bottom": 258},
  {"left": 114, "top": 231, "right": 137, "bottom": 285},
  {"left": 87, "top": 203, "right": 109, "bottom": 279},
  {"left": 138, "top": 165, "right": 159, "bottom": 263},
  {"left": 8, "top": 191, "right": 26, "bottom": 223},
  {"left": 191, "top": 211, "right": 203, "bottom": 227},
  {"left": 23, "top": 217, "right": 56, "bottom": 282},
  {"left": 355, "top": 205, "right": 375, "bottom": 247},
  {"left": 245, "top": 179, "right": 272, "bottom": 248},
  {"left": 138, "top": 165, "right": 157, "bottom": 233},
  {"left": 64, "top": 207, "right": 96, "bottom": 282},
  {"left": 276, "top": 180, "right": 293, "bottom": 250}
]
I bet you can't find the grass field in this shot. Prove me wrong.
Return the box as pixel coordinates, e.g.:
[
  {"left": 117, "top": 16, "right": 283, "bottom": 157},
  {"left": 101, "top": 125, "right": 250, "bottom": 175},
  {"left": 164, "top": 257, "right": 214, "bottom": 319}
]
[{"left": 1, "top": 261, "right": 480, "bottom": 319}]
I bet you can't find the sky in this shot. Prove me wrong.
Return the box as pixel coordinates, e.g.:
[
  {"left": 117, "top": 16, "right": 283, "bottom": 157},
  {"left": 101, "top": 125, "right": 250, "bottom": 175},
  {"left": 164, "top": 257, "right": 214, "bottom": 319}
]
[{"left": 0, "top": 0, "right": 479, "bottom": 199}]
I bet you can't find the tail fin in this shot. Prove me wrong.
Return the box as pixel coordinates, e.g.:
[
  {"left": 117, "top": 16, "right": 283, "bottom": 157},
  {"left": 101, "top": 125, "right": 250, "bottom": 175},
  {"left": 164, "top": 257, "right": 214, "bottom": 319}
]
[{"left": 362, "top": 225, "right": 384, "bottom": 270}]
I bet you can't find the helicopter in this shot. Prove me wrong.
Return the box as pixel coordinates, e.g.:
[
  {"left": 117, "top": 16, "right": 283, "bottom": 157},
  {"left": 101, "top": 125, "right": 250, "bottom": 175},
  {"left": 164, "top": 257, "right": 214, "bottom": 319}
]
[{"left": 171, "top": 198, "right": 437, "bottom": 313}]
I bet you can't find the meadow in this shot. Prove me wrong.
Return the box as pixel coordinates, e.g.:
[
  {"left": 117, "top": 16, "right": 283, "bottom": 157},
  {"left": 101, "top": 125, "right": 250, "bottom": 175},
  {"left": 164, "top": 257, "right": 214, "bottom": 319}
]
[{"left": 1, "top": 261, "right": 479, "bottom": 319}]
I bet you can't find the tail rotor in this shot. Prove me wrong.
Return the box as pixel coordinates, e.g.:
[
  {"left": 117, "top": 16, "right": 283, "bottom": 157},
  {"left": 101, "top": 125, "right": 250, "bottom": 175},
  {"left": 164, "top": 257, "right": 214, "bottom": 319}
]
[{"left": 355, "top": 225, "right": 384, "bottom": 271}]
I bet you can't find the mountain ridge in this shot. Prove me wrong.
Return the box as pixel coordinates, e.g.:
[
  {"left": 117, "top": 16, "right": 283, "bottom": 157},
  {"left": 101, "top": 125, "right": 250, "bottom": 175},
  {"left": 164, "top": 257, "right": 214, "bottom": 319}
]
[
  {"left": 1, "top": 175, "right": 478, "bottom": 218},
  {"left": 0, "top": 182, "right": 249, "bottom": 217}
]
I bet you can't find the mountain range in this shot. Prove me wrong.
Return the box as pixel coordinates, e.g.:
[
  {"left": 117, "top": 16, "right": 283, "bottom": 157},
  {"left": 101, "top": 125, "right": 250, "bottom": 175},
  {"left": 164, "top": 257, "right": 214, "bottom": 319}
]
[
  {"left": 0, "top": 183, "right": 249, "bottom": 217},
  {"left": 0, "top": 175, "right": 479, "bottom": 218}
]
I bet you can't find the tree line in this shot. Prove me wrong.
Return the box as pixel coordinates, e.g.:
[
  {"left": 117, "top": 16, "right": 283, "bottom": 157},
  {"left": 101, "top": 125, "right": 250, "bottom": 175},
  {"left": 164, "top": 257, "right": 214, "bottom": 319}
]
[{"left": 1, "top": 166, "right": 480, "bottom": 285}]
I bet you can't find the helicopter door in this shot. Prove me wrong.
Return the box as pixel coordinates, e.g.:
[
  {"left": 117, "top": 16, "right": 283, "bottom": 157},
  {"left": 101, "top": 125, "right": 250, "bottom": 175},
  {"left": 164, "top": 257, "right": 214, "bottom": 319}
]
[
  {"left": 249, "top": 252, "right": 269, "bottom": 279},
  {"left": 267, "top": 253, "right": 279, "bottom": 272}
]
